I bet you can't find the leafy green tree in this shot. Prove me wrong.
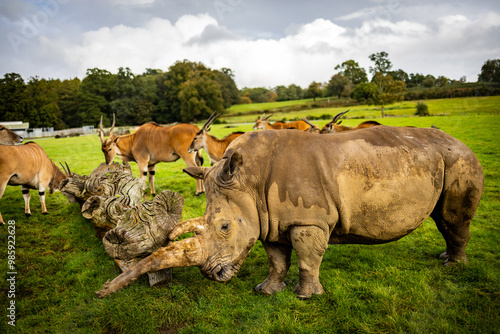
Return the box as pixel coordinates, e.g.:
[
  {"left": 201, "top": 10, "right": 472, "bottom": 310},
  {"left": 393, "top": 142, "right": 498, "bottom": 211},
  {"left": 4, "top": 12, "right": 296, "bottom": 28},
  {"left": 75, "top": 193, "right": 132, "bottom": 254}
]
[
  {"left": 371, "top": 72, "right": 406, "bottom": 117},
  {"left": 24, "top": 77, "right": 62, "bottom": 128},
  {"left": 289, "top": 84, "right": 303, "bottom": 100},
  {"left": 436, "top": 76, "right": 450, "bottom": 87},
  {"left": 406, "top": 73, "right": 426, "bottom": 88},
  {"left": 132, "top": 74, "right": 158, "bottom": 125},
  {"left": 326, "top": 73, "right": 350, "bottom": 99},
  {"left": 110, "top": 67, "right": 138, "bottom": 125},
  {"left": 274, "top": 85, "right": 288, "bottom": 101},
  {"left": 57, "top": 78, "right": 80, "bottom": 128},
  {"left": 0, "top": 73, "right": 27, "bottom": 122},
  {"left": 388, "top": 69, "right": 408, "bottom": 82},
  {"left": 156, "top": 60, "right": 223, "bottom": 123},
  {"left": 214, "top": 68, "right": 240, "bottom": 108},
  {"left": 177, "top": 69, "right": 224, "bottom": 122},
  {"left": 415, "top": 102, "right": 429, "bottom": 116},
  {"left": 334, "top": 60, "right": 368, "bottom": 84},
  {"left": 369, "top": 51, "right": 392, "bottom": 76},
  {"left": 478, "top": 59, "right": 500, "bottom": 83},
  {"left": 352, "top": 82, "right": 377, "bottom": 103},
  {"left": 240, "top": 87, "right": 271, "bottom": 103},
  {"left": 422, "top": 75, "right": 436, "bottom": 88},
  {"left": 240, "top": 92, "right": 252, "bottom": 104},
  {"left": 305, "top": 81, "right": 323, "bottom": 101},
  {"left": 274, "top": 84, "right": 304, "bottom": 101},
  {"left": 78, "top": 68, "right": 115, "bottom": 127}
]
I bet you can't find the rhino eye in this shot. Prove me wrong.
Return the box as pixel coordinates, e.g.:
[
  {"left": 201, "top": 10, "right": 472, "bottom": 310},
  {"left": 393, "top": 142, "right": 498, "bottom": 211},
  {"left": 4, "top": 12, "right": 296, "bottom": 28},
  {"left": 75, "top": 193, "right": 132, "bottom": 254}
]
[{"left": 221, "top": 223, "right": 230, "bottom": 231}]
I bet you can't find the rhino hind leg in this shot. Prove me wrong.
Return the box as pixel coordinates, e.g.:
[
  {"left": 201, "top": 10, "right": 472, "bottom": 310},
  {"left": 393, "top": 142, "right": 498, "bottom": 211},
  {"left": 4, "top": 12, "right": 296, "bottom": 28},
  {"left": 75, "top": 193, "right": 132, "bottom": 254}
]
[
  {"left": 432, "top": 214, "right": 471, "bottom": 265},
  {"left": 255, "top": 241, "right": 291, "bottom": 295},
  {"left": 290, "top": 226, "right": 328, "bottom": 299},
  {"left": 431, "top": 178, "right": 483, "bottom": 265}
]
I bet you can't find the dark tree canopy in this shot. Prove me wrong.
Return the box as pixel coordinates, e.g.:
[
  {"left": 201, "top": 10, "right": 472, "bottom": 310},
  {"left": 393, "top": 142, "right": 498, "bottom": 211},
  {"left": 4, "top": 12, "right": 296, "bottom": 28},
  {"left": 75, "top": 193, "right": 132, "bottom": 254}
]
[
  {"left": 478, "top": 59, "right": 500, "bottom": 83},
  {"left": 335, "top": 60, "right": 368, "bottom": 84},
  {"left": 369, "top": 51, "right": 393, "bottom": 76},
  {"left": 0, "top": 62, "right": 239, "bottom": 129}
]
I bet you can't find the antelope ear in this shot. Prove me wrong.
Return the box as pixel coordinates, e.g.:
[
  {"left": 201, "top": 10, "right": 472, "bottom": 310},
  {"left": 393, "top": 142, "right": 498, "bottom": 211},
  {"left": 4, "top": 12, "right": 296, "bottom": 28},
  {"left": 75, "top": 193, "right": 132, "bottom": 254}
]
[
  {"left": 183, "top": 166, "right": 209, "bottom": 180},
  {"left": 113, "top": 136, "right": 120, "bottom": 143}
]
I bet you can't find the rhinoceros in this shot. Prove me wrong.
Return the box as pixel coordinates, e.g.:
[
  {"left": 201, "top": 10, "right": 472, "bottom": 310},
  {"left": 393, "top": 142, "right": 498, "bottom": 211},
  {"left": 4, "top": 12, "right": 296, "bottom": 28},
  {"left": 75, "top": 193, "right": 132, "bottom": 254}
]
[{"left": 96, "top": 126, "right": 484, "bottom": 299}]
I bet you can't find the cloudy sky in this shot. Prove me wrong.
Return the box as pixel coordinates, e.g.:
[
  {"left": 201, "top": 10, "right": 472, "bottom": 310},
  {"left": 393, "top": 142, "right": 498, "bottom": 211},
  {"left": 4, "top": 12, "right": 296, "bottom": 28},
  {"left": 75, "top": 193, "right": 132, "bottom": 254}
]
[{"left": 1, "top": 0, "right": 499, "bottom": 88}]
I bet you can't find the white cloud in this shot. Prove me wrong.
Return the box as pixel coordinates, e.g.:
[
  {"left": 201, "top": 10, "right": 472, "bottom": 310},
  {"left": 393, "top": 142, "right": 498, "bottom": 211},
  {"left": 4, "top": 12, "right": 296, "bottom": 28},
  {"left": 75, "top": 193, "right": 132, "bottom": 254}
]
[{"left": 20, "top": 10, "right": 500, "bottom": 87}]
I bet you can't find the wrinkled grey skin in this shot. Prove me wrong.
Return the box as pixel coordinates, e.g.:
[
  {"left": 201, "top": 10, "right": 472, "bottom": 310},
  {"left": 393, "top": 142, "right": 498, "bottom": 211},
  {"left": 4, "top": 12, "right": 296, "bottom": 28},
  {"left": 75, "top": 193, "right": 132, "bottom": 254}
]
[{"left": 96, "top": 126, "right": 484, "bottom": 299}]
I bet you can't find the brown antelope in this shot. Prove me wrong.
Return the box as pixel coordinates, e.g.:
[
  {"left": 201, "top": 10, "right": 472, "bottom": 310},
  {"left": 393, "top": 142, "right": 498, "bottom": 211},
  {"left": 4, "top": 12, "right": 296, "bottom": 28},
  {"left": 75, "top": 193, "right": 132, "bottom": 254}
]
[
  {"left": 99, "top": 115, "right": 204, "bottom": 196},
  {"left": 253, "top": 113, "right": 312, "bottom": 131},
  {"left": 320, "top": 110, "right": 381, "bottom": 133},
  {"left": 0, "top": 124, "right": 23, "bottom": 145},
  {"left": 0, "top": 142, "right": 69, "bottom": 224},
  {"left": 188, "top": 112, "right": 244, "bottom": 165},
  {"left": 301, "top": 118, "right": 321, "bottom": 133}
]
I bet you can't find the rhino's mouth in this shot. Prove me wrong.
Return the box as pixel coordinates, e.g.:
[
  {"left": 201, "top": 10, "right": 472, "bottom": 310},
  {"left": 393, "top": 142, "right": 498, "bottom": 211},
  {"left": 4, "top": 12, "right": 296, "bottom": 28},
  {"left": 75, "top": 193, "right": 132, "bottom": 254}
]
[
  {"left": 201, "top": 258, "right": 241, "bottom": 282},
  {"left": 201, "top": 239, "right": 255, "bottom": 282}
]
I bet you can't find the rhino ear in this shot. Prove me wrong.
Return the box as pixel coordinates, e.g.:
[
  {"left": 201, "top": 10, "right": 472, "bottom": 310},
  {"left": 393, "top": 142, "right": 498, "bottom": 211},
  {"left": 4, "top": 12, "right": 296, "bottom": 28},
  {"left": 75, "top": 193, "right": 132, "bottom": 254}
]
[
  {"left": 220, "top": 150, "right": 243, "bottom": 181},
  {"left": 183, "top": 166, "right": 208, "bottom": 180}
]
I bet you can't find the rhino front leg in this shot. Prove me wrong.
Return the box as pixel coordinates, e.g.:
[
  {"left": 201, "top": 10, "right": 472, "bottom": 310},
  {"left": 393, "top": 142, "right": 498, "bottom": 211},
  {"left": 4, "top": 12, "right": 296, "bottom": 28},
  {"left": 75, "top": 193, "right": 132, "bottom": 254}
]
[
  {"left": 255, "top": 241, "right": 291, "bottom": 295},
  {"left": 290, "top": 226, "right": 328, "bottom": 299}
]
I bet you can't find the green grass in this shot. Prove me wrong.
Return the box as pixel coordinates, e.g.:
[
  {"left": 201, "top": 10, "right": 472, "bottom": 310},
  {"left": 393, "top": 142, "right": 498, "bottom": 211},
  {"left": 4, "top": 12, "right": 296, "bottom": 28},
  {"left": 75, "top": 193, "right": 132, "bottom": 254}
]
[
  {"left": 1, "top": 97, "right": 499, "bottom": 333},
  {"left": 223, "top": 96, "right": 500, "bottom": 124}
]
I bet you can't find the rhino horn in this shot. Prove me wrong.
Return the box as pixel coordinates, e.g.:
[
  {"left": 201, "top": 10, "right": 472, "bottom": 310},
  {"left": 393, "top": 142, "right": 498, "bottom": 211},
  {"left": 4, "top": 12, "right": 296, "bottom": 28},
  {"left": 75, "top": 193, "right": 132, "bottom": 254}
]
[
  {"left": 169, "top": 216, "right": 207, "bottom": 240},
  {"left": 96, "top": 237, "right": 204, "bottom": 298}
]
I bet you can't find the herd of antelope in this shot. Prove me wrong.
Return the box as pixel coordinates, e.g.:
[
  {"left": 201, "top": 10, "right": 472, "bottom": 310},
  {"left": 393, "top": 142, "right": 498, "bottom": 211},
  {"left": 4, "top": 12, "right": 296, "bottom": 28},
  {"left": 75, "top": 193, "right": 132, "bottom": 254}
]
[{"left": 0, "top": 110, "right": 380, "bottom": 224}]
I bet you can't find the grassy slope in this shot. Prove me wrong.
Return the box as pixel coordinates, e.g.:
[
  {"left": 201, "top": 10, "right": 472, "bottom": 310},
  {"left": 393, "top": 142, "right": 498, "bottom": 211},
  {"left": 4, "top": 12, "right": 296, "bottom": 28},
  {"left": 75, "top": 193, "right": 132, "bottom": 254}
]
[
  {"left": 0, "top": 97, "right": 499, "bottom": 333},
  {"left": 224, "top": 96, "right": 500, "bottom": 124}
]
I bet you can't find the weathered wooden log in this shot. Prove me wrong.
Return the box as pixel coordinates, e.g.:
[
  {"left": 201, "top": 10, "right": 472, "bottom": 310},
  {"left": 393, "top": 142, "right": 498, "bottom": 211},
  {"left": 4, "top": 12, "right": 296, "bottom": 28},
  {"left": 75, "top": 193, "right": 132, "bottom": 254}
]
[
  {"left": 102, "top": 190, "right": 184, "bottom": 260},
  {"left": 62, "top": 162, "right": 182, "bottom": 286},
  {"left": 81, "top": 195, "right": 129, "bottom": 239},
  {"left": 114, "top": 259, "right": 172, "bottom": 286},
  {"left": 60, "top": 162, "right": 144, "bottom": 206}
]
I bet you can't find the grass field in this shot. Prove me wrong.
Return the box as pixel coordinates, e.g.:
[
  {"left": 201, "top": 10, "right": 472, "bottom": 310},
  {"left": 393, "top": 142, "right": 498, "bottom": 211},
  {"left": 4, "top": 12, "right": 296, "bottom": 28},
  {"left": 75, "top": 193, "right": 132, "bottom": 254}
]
[
  {"left": 1, "top": 96, "right": 499, "bottom": 333},
  {"left": 223, "top": 96, "right": 500, "bottom": 124}
]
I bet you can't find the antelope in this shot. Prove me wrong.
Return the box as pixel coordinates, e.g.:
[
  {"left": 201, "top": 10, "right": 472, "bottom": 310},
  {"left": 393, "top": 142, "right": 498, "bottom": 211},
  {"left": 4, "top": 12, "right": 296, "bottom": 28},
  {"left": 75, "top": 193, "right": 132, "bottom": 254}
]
[
  {"left": 99, "top": 115, "right": 204, "bottom": 196},
  {"left": 188, "top": 112, "right": 244, "bottom": 165},
  {"left": 301, "top": 118, "right": 321, "bottom": 133},
  {"left": 320, "top": 110, "right": 381, "bottom": 134},
  {"left": 0, "top": 124, "right": 23, "bottom": 145},
  {"left": 0, "top": 142, "right": 69, "bottom": 224},
  {"left": 253, "top": 113, "right": 312, "bottom": 131}
]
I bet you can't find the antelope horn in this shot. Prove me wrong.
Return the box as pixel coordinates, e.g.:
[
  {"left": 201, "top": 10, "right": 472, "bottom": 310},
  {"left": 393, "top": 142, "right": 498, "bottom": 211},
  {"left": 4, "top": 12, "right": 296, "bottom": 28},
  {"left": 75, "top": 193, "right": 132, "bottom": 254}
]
[
  {"left": 96, "top": 237, "right": 204, "bottom": 298},
  {"left": 99, "top": 116, "right": 105, "bottom": 143},
  {"left": 302, "top": 118, "right": 315, "bottom": 127},
  {"left": 59, "top": 162, "right": 68, "bottom": 175},
  {"left": 109, "top": 113, "right": 116, "bottom": 138},
  {"left": 65, "top": 162, "right": 72, "bottom": 175},
  {"left": 169, "top": 216, "right": 207, "bottom": 240},
  {"left": 202, "top": 112, "right": 221, "bottom": 132},
  {"left": 331, "top": 110, "right": 350, "bottom": 124},
  {"left": 264, "top": 113, "right": 274, "bottom": 120}
]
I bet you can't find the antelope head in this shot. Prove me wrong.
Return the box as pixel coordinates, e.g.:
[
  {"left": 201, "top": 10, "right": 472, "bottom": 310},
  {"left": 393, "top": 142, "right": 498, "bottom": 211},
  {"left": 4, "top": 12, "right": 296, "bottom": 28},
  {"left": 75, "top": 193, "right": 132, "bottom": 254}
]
[
  {"left": 99, "top": 114, "right": 118, "bottom": 165},
  {"left": 189, "top": 112, "right": 221, "bottom": 153},
  {"left": 320, "top": 110, "right": 349, "bottom": 134},
  {"left": 253, "top": 113, "right": 273, "bottom": 130}
]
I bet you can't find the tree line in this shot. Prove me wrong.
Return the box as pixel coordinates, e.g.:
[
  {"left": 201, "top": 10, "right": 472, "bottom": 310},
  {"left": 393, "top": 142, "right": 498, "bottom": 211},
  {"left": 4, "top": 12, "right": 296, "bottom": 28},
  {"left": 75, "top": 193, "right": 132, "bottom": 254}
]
[
  {"left": 0, "top": 60, "right": 239, "bottom": 129},
  {"left": 240, "top": 56, "right": 500, "bottom": 111},
  {"left": 1, "top": 56, "right": 499, "bottom": 128}
]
